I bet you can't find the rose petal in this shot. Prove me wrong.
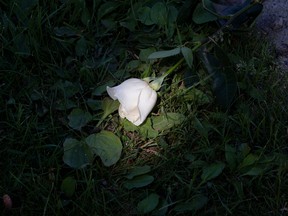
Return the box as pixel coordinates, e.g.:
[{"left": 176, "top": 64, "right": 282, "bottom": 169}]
[
  {"left": 119, "top": 104, "right": 140, "bottom": 123},
  {"left": 107, "top": 78, "right": 157, "bottom": 126},
  {"left": 134, "top": 85, "right": 157, "bottom": 126},
  {"left": 107, "top": 79, "right": 146, "bottom": 114}
]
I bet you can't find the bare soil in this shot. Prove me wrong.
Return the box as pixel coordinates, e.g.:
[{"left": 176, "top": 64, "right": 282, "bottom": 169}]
[{"left": 255, "top": 0, "right": 288, "bottom": 72}]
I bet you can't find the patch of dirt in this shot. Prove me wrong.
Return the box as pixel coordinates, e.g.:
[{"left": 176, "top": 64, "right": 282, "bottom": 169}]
[{"left": 255, "top": 0, "right": 288, "bottom": 72}]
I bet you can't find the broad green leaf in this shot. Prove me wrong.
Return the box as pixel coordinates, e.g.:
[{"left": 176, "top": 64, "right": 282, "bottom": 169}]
[
  {"left": 86, "top": 99, "right": 102, "bottom": 111},
  {"left": 152, "top": 113, "right": 185, "bottom": 131},
  {"left": 97, "top": 2, "right": 121, "bottom": 20},
  {"left": 150, "top": 2, "right": 167, "bottom": 26},
  {"left": 123, "top": 175, "right": 154, "bottom": 190},
  {"left": 125, "top": 166, "right": 151, "bottom": 179},
  {"left": 225, "top": 144, "right": 237, "bottom": 170},
  {"left": 122, "top": 118, "right": 138, "bottom": 132},
  {"left": 75, "top": 36, "right": 87, "bottom": 57},
  {"left": 240, "top": 154, "right": 273, "bottom": 176},
  {"left": 85, "top": 131, "right": 122, "bottom": 167},
  {"left": 126, "top": 60, "right": 141, "bottom": 71},
  {"left": 238, "top": 154, "right": 259, "bottom": 169},
  {"left": 68, "top": 108, "right": 92, "bottom": 130},
  {"left": 137, "top": 193, "right": 160, "bottom": 214},
  {"left": 148, "top": 48, "right": 181, "bottom": 59},
  {"left": 152, "top": 198, "right": 168, "bottom": 216},
  {"left": 188, "top": 160, "right": 208, "bottom": 169},
  {"left": 166, "top": 21, "right": 176, "bottom": 39},
  {"left": 168, "top": 5, "right": 178, "bottom": 23},
  {"left": 61, "top": 177, "right": 77, "bottom": 197},
  {"left": 241, "top": 166, "right": 266, "bottom": 176},
  {"left": 63, "top": 138, "right": 93, "bottom": 169},
  {"left": 139, "top": 48, "right": 157, "bottom": 62},
  {"left": 238, "top": 143, "right": 251, "bottom": 159},
  {"left": 137, "top": 6, "right": 154, "bottom": 25},
  {"left": 54, "top": 26, "right": 77, "bottom": 37},
  {"left": 101, "top": 97, "right": 119, "bottom": 120},
  {"left": 174, "top": 194, "right": 208, "bottom": 212},
  {"left": 120, "top": 13, "right": 137, "bottom": 31},
  {"left": 138, "top": 118, "right": 159, "bottom": 139},
  {"left": 181, "top": 47, "right": 193, "bottom": 68},
  {"left": 166, "top": 6, "right": 178, "bottom": 38},
  {"left": 201, "top": 162, "right": 225, "bottom": 182},
  {"left": 193, "top": 117, "right": 209, "bottom": 138},
  {"left": 192, "top": 2, "right": 218, "bottom": 24}
]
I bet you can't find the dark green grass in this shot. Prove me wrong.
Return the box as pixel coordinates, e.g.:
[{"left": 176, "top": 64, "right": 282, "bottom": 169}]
[{"left": 1, "top": 0, "right": 288, "bottom": 215}]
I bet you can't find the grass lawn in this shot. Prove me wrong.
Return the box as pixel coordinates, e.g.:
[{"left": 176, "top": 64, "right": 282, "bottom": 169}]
[{"left": 1, "top": 0, "right": 288, "bottom": 215}]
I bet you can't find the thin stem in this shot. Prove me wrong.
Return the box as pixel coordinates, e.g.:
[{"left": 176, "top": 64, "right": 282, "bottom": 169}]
[
  {"left": 161, "top": 58, "right": 184, "bottom": 79},
  {"left": 149, "top": 57, "right": 186, "bottom": 91}
]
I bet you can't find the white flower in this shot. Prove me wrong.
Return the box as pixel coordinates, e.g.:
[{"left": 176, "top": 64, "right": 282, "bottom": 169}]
[{"left": 107, "top": 78, "right": 157, "bottom": 126}]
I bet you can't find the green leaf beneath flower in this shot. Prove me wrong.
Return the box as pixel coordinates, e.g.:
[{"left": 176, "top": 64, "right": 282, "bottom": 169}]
[
  {"left": 123, "top": 118, "right": 158, "bottom": 139},
  {"left": 85, "top": 131, "right": 122, "bottom": 167},
  {"left": 125, "top": 166, "right": 151, "bottom": 179},
  {"left": 139, "top": 118, "right": 159, "bottom": 138},
  {"left": 101, "top": 97, "right": 119, "bottom": 119},
  {"left": 201, "top": 162, "right": 225, "bottom": 182},
  {"left": 152, "top": 113, "right": 185, "bottom": 131},
  {"left": 63, "top": 138, "right": 93, "bottom": 169},
  {"left": 123, "top": 175, "right": 154, "bottom": 190},
  {"left": 137, "top": 193, "right": 160, "bottom": 214}
]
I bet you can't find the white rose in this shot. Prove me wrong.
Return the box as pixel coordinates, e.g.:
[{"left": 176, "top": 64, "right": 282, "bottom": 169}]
[{"left": 107, "top": 78, "right": 157, "bottom": 126}]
